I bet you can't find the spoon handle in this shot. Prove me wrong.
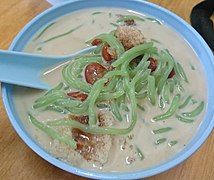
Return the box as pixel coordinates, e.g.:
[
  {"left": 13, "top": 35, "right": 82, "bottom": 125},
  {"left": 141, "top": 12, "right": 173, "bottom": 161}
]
[{"left": 0, "top": 46, "right": 96, "bottom": 89}]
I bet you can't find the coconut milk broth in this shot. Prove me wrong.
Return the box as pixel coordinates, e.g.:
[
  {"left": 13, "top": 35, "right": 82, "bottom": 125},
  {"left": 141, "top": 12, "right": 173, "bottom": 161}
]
[{"left": 13, "top": 8, "right": 207, "bottom": 172}]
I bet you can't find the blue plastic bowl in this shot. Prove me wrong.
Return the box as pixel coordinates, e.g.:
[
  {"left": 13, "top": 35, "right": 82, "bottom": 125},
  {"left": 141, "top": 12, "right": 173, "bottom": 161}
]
[{"left": 2, "top": 0, "right": 214, "bottom": 179}]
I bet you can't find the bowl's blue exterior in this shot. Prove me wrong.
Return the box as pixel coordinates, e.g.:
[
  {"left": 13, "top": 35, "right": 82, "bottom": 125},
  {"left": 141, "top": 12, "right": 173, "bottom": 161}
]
[{"left": 2, "top": 0, "right": 214, "bottom": 179}]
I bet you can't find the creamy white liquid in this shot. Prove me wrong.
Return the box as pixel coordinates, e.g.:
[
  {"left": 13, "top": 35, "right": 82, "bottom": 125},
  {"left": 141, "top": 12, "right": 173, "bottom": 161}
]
[{"left": 13, "top": 8, "right": 207, "bottom": 172}]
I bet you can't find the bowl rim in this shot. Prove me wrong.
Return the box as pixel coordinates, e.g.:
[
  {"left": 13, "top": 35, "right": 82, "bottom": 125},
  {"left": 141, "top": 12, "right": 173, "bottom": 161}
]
[{"left": 2, "top": 0, "right": 214, "bottom": 179}]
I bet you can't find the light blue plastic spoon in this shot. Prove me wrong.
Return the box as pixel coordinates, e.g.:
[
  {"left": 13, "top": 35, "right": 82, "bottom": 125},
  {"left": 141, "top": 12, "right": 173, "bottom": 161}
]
[{"left": 0, "top": 46, "right": 96, "bottom": 90}]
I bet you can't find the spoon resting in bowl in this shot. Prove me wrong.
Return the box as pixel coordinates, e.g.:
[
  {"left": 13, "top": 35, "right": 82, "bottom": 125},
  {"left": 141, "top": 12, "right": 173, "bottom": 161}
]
[{"left": 0, "top": 46, "right": 96, "bottom": 90}]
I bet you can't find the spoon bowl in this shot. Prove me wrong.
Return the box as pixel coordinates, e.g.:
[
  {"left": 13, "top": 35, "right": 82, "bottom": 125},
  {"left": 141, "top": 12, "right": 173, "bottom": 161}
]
[{"left": 0, "top": 46, "right": 96, "bottom": 90}]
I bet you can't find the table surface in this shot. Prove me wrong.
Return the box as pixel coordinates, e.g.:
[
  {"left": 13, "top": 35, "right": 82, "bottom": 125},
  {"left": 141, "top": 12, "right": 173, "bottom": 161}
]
[{"left": 0, "top": 0, "right": 213, "bottom": 179}]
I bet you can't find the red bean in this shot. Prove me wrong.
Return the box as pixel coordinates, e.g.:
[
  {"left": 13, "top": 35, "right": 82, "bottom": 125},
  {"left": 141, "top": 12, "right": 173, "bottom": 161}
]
[
  {"left": 91, "top": 38, "right": 102, "bottom": 46},
  {"left": 102, "top": 45, "right": 114, "bottom": 62},
  {"left": 147, "top": 57, "right": 157, "bottom": 72},
  {"left": 85, "top": 62, "right": 107, "bottom": 85},
  {"left": 168, "top": 68, "right": 175, "bottom": 78},
  {"left": 67, "top": 91, "right": 88, "bottom": 101}
]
